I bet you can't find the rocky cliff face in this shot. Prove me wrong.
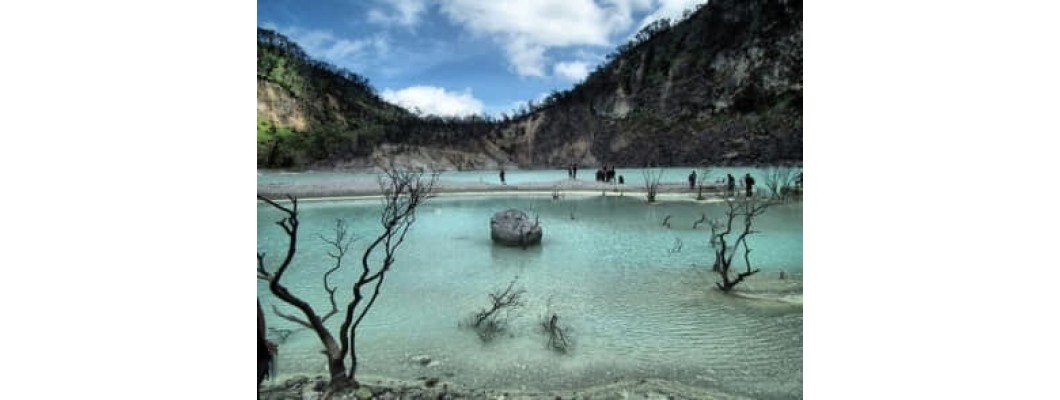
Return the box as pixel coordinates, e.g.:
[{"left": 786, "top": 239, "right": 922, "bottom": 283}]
[
  {"left": 256, "top": 0, "right": 801, "bottom": 169},
  {"left": 491, "top": 0, "right": 802, "bottom": 167}
]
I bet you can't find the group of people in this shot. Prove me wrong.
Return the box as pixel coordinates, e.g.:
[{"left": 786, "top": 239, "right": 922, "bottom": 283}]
[
  {"left": 686, "top": 171, "right": 758, "bottom": 197},
  {"left": 498, "top": 165, "right": 791, "bottom": 197},
  {"left": 595, "top": 165, "right": 619, "bottom": 183}
]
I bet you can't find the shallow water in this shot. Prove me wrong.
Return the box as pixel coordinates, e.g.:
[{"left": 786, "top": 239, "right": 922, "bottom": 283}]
[
  {"left": 257, "top": 195, "right": 802, "bottom": 399},
  {"left": 258, "top": 166, "right": 797, "bottom": 189}
]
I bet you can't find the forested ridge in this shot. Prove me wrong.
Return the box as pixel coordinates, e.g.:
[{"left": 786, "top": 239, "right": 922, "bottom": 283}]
[{"left": 257, "top": 0, "right": 802, "bottom": 169}]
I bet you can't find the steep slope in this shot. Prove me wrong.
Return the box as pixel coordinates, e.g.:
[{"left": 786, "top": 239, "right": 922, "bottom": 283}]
[
  {"left": 257, "top": 29, "right": 409, "bottom": 167},
  {"left": 489, "top": 0, "right": 802, "bottom": 167},
  {"left": 256, "top": 0, "right": 802, "bottom": 169},
  {"left": 258, "top": 28, "right": 512, "bottom": 169}
]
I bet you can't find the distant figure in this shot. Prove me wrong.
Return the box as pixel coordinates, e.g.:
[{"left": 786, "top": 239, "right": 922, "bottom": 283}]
[
  {"left": 500, "top": 168, "right": 506, "bottom": 185},
  {"left": 566, "top": 164, "right": 572, "bottom": 179},
  {"left": 258, "top": 300, "right": 277, "bottom": 390},
  {"left": 744, "top": 173, "right": 755, "bottom": 197},
  {"left": 572, "top": 163, "right": 578, "bottom": 179},
  {"left": 795, "top": 172, "right": 803, "bottom": 188},
  {"left": 688, "top": 170, "right": 697, "bottom": 189},
  {"left": 595, "top": 168, "right": 604, "bottom": 182},
  {"left": 606, "top": 166, "right": 615, "bottom": 183},
  {"left": 618, "top": 175, "right": 624, "bottom": 184},
  {"left": 726, "top": 174, "right": 736, "bottom": 194}
]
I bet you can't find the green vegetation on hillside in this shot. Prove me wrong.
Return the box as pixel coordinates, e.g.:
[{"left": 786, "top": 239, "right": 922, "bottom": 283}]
[{"left": 257, "top": 0, "right": 802, "bottom": 169}]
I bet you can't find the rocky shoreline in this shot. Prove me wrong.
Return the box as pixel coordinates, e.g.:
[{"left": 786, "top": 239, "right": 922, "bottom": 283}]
[{"left": 259, "top": 374, "right": 755, "bottom": 400}]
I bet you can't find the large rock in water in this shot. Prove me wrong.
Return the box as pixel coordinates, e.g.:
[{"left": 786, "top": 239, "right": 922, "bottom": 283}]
[{"left": 490, "top": 209, "right": 543, "bottom": 247}]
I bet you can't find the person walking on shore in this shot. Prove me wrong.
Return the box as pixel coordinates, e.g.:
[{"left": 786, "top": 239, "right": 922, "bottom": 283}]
[
  {"left": 688, "top": 170, "right": 697, "bottom": 190},
  {"left": 572, "top": 163, "right": 578, "bottom": 180},
  {"left": 500, "top": 168, "right": 506, "bottom": 185},
  {"left": 726, "top": 174, "right": 736, "bottom": 195},
  {"left": 744, "top": 173, "right": 755, "bottom": 197}
]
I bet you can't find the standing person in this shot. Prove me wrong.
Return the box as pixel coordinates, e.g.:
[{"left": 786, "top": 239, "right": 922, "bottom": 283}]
[
  {"left": 688, "top": 170, "right": 697, "bottom": 189},
  {"left": 726, "top": 174, "right": 736, "bottom": 195},
  {"left": 744, "top": 173, "right": 755, "bottom": 197},
  {"left": 566, "top": 164, "right": 572, "bottom": 179},
  {"left": 572, "top": 163, "right": 578, "bottom": 179},
  {"left": 500, "top": 168, "right": 506, "bottom": 185}
]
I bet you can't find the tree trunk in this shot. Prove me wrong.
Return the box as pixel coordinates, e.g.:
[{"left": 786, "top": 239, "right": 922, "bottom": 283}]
[{"left": 322, "top": 355, "right": 356, "bottom": 397}]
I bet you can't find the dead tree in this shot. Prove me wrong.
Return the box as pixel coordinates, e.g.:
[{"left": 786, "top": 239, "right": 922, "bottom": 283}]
[
  {"left": 256, "top": 168, "right": 436, "bottom": 394},
  {"left": 708, "top": 196, "right": 773, "bottom": 292},
  {"left": 692, "top": 213, "right": 707, "bottom": 229},
  {"left": 696, "top": 167, "right": 712, "bottom": 200},
  {"left": 763, "top": 166, "right": 799, "bottom": 200},
  {"left": 668, "top": 237, "right": 683, "bottom": 254},
  {"left": 467, "top": 278, "right": 525, "bottom": 342},
  {"left": 642, "top": 168, "right": 663, "bottom": 203},
  {"left": 539, "top": 297, "right": 571, "bottom": 353}
]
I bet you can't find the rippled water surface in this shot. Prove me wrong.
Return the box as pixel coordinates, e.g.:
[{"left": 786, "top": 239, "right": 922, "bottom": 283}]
[{"left": 258, "top": 195, "right": 802, "bottom": 399}]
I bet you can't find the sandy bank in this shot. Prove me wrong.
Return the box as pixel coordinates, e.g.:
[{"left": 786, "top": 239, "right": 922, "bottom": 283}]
[{"left": 258, "top": 179, "right": 739, "bottom": 200}]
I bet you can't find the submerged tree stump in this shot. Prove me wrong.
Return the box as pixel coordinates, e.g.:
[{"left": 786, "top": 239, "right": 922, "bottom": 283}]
[{"left": 490, "top": 209, "right": 543, "bottom": 247}]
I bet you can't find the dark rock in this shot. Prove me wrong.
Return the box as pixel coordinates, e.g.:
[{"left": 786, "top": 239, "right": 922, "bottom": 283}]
[
  {"left": 490, "top": 209, "right": 543, "bottom": 247},
  {"left": 424, "top": 377, "right": 439, "bottom": 388},
  {"left": 284, "top": 376, "right": 310, "bottom": 388}
]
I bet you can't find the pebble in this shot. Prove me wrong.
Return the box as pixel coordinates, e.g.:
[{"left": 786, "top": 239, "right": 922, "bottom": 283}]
[
  {"left": 354, "top": 387, "right": 373, "bottom": 400},
  {"left": 410, "top": 354, "right": 432, "bottom": 365}
]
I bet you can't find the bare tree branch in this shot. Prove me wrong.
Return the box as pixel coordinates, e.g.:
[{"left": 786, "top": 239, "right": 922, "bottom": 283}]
[
  {"left": 255, "top": 168, "right": 436, "bottom": 391},
  {"left": 642, "top": 168, "right": 663, "bottom": 202},
  {"left": 708, "top": 196, "right": 774, "bottom": 292}
]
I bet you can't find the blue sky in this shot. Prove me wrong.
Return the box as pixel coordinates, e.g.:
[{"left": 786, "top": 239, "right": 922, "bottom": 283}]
[{"left": 259, "top": 0, "right": 707, "bottom": 117}]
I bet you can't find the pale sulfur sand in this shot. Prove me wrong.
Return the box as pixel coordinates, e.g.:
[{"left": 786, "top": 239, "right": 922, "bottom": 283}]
[{"left": 259, "top": 178, "right": 735, "bottom": 201}]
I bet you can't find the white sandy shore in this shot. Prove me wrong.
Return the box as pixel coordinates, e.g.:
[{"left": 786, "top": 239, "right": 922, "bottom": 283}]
[{"left": 259, "top": 179, "right": 736, "bottom": 200}]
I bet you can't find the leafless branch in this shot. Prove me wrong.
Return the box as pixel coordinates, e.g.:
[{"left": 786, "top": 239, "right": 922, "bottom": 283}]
[
  {"left": 642, "top": 168, "right": 663, "bottom": 203},
  {"left": 255, "top": 166, "right": 435, "bottom": 390},
  {"left": 468, "top": 277, "right": 526, "bottom": 341},
  {"left": 708, "top": 196, "right": 774, "bottom": 292},
  {"left": 692, "top": 213, "right": 707, "bottom": 229}
]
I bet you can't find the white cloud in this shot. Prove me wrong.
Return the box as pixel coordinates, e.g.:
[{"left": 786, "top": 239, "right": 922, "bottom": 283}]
[
  {"left": 367, "top": 0, "right": 430, "bottom": 27},
  {"left": 554, "top": 61, "right": 592, "bottom": 82},
  {"left": 438, "top": 0, "right": 646, "bottom": 77},
  {"left": 266, "top": 24, "right": 387, "bottom": 67},
  {"left": 505, "top": 40, "right": 548, "bottom": 77},
  {"left": 381, "top": 86, "right": 485, "bottom": 117},
  {"left": 635, "top": 0, "right": 707, "bottom": 32}
]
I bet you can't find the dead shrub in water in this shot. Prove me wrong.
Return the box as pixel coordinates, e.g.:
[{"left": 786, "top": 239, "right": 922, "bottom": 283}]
[
  {"left": 465, "top": 278, "right": 525, "bottom": 342},
  {"left": 539, "top": 297, "right": 572, "bottom": 353}
]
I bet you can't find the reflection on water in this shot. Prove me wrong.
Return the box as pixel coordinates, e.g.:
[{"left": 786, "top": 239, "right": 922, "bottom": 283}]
[{"left": 258, "top": 195, "right": 802, "bottom": 399}]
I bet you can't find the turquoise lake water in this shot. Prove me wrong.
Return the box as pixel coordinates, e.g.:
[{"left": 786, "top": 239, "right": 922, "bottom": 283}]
[{"left": 257, "top": 195, "right": 802, "bottom": 399}]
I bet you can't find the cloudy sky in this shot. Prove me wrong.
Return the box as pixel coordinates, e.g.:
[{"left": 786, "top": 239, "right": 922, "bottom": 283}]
[{"left": 259, "top": 0, "right": 706, "bottom": 117}]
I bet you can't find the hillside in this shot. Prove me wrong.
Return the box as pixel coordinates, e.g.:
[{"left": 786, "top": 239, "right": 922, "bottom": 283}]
[{"left": 257, "top": 0, "right": 802, "bottom": 169}]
